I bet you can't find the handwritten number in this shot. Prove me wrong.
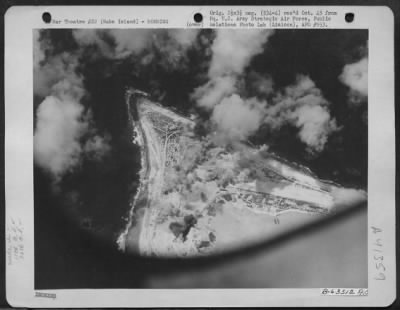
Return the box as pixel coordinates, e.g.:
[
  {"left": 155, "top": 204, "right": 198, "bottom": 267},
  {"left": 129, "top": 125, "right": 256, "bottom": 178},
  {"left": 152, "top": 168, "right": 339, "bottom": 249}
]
[{"left": 371, "top": 226, "right": 382, "bottom": 234}]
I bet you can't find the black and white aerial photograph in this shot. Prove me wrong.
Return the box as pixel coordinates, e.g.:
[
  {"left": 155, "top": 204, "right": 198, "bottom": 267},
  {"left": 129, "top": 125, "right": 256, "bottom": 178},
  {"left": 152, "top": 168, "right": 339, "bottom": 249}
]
[{"left": 33, "top": 28, "right": 368, "bottom": 289}]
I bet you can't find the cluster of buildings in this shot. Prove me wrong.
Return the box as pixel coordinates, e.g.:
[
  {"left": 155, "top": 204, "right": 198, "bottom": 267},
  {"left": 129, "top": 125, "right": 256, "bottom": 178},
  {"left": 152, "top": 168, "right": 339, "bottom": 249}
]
[{"left": 216, "top": 187, "right": 328, "bottom": 217}]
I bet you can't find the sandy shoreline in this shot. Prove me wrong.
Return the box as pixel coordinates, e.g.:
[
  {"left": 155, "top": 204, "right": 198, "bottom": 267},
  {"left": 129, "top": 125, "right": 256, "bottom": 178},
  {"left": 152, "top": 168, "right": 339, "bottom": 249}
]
[
  {"left": 125, "top": 207, "right": 145, "bottom": 254},
  {"left": 118, "top": 96, "right": 366, "bottom": 258}
]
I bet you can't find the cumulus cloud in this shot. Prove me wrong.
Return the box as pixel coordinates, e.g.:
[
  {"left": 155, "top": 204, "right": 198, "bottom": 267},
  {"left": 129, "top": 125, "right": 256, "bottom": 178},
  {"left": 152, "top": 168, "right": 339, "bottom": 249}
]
[
  {"left": 211, "top": 94, "right": 266, "bottom": 142},
  {"left": 34, "top": 52, "right": 81, "bottom": 98},
  {"left": 73, "top": 29, "right": 114, "bottom": 57},
  {"left": 34, "top": 93, "right": 85, "bottom": 177},
  {"left": 208, "top": 29, "right": 274, "bottom": 78},
  {"left": 34, "top": 30, "right": 86, "bottom": 99},
  {"left": 168, "top": 29, "right": 200, "bottom": 48},
  {"left": 294, "top": 105, "right": 338, "bottom": 153},
  {"left": 192, "top": 76, "right": 237, "bottom": 109},
  {"left": 33, "top": 30, "right": 80, "bottom": 98},
  {"left": 34, "top": 31, "right": 110, "bottom": 180},
  {"left": 191, "top": 30, "right": 337, "bottom": 154},
  {"left": 72, "top": 29, "right": 153, "bottom": 58},
  {"left": 34, "top": 79, "right": 110, "bottom": 179},
  {"left": 72, "top": 29, "right": 200, "bottom": 69},
  {"left": 264, "top": 75, "right": 339, "bottom": 154},
  {"left": 192, "top": 30, "right": 274, "bottom": 109},
  {"left": 107, "top": 29, "right": 154, "bottom": 58},
  {"left": 192, "top": 29, "right": 274, "bottom": 144},
  {"left": 34, "top": 28, "right": 202, "bottom": 181},
  {"left": 150, "top": 29, "right": 200, "bottom": 71},
  {"left": 339, "top": 57, "right": 368, "bottom": 105}
]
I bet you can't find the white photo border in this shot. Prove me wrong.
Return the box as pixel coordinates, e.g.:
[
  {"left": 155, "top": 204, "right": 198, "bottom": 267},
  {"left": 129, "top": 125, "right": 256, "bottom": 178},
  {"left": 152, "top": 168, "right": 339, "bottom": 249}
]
[{"left": 5, "top": 5, "right": 396, "bottom": 307}]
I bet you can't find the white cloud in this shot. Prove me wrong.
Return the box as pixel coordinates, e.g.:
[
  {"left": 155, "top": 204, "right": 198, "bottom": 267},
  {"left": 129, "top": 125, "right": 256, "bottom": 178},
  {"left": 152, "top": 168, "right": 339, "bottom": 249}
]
[
  {"left": 151, "top": 29, "right": 201, "bottom": 71},
  {"left": 168, "top": 29, "right": 200, "bottom": 48},
  {"left": 339, "top": 57, "right": 368, "bottom": 104},
  {"left": 264, "top": 75, "right": 338, "bottom": 154},
  {"left": 192, "top": 76, "right": 237, "bottom": 110},
  {"left": 72, "top": 29, "right": 200, "bottom": 67},
  {"left": 72, "top": 29, "right": 113, "bottom": 57},
  {"left": 192, "top": 29, "right": 275, "bottom": 143},
  {"left": 34, "top": 79, "right": 110, "bottom": 179},
  {"left": 35, "top": 29, "right": 203, "bottom": 180},
  {"left": 107, "top": 29, "right": 154, "bottom": 58},
  {"left": 294, "top": 105, "right": 338, "bottom": 153},
  {"left": 193, "top": 29, "right": 275, "bottom": 110},
  {"left": 191, "top": 30, "right": 336, "bottom": 154},
  {"left": 72, "top": 29, "right": 153, "bottom": 59},
  {"left": 34, "top": 52, "right": 81, "bottom": 98},
  {"left": 34, "top": 93, "right": 86, "bottom": 178},
  {"left": 34, "top": 34, "right": 110, "bottom": 180},
  {"left": 208, "top": 29, "right": 274, "bottom": 78},
  {"left": 211, "top": 94, "right": 266, "bottom": 143}
]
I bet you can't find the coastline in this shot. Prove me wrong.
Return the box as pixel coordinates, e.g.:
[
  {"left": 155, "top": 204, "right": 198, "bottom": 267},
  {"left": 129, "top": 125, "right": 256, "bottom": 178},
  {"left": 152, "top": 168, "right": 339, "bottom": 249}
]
[
  {"left": 117, "top": 94, "right": 367, "bottom": 258},
  {"left": 116, "top": 92, "right": 150, "bottom": 254}
]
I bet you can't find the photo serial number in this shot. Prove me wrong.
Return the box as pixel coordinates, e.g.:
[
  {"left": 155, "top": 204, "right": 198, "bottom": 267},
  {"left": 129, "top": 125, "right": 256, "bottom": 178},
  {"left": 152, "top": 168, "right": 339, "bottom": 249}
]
[
  {"left": 147, "top": 19, "right": 169, "bottom": 24},
  {"left": 321, "top": 288, "right": 368, "bottom": 296}
]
